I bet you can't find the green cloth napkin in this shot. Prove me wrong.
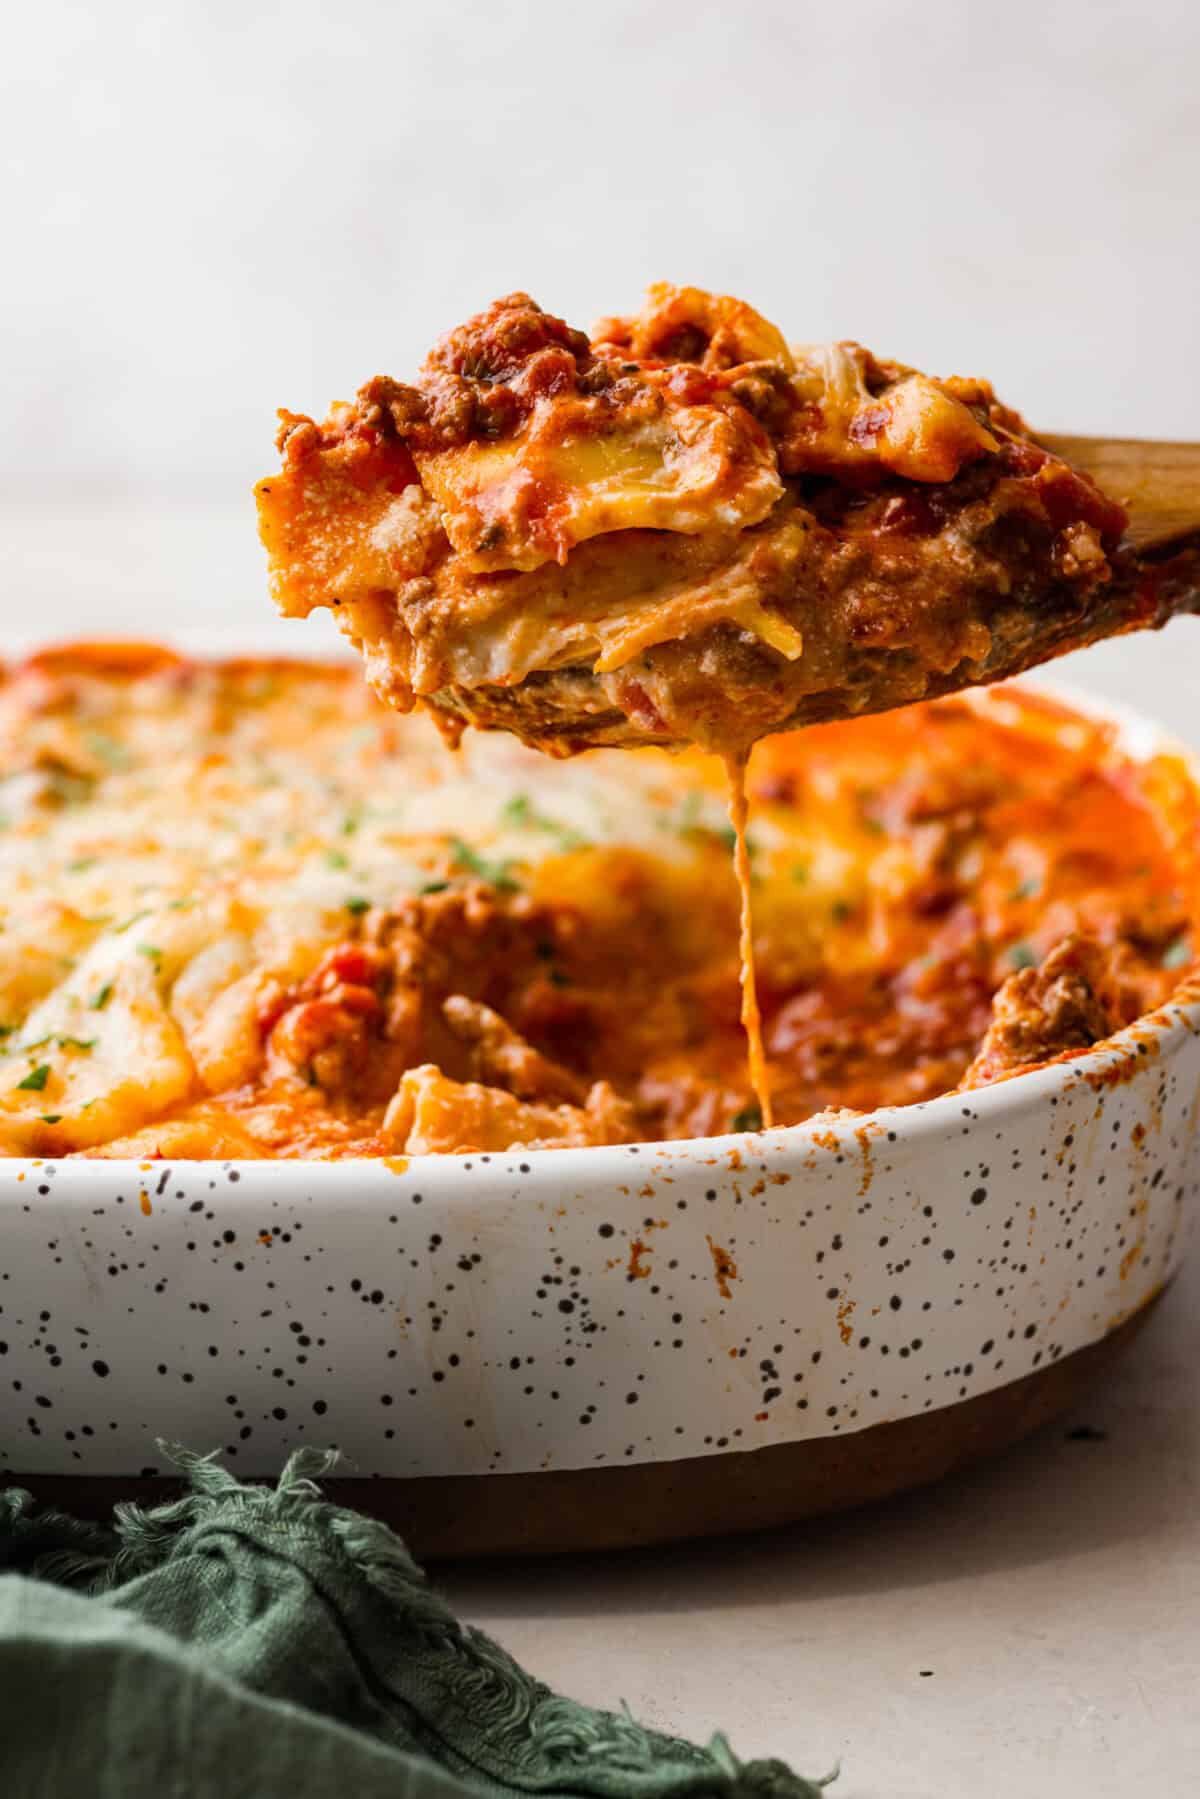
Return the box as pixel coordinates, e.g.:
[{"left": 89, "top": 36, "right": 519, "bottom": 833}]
[{"left": 0, "top": 1449, "right": 829, "bottom": 1798}]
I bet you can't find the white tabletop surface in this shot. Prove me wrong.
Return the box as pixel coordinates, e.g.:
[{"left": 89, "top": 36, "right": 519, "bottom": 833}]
[{"left": 6, "top": 496, "right": 1199, "bottom": 1798}]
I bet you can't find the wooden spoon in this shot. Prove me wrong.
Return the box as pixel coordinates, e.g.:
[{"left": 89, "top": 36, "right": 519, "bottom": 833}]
[{"left": 1040, "top": 434, "right": 1200, "bottom": 556}]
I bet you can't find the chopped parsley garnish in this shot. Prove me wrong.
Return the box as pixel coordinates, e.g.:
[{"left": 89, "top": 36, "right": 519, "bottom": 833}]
[
  {"left": 831, "top": 899, "right": 853, "bottom": 924},
  {"left": 661, "top": 791, "right": 741, "bottom": 845},
  {"left": 1163, "top": 938, "right": 1191, "bottom": 970},
  {"left": 167, "top": 897, "right": 195, "bottom": 912},
  {"left": 89, "top": 983, "right": 114, "bottom": 1011},
  {"left": 501, "top": 794, "right": 589, "bottom": 851},
  {"left": 790, "top": 861, "right": 809, "bottom": 885},
  {"left": 1009, "top": 876, "right": 1042, "bottom": 902},
  {"left": 449, "top": 839, "right": 520, "bottom": 893},
  {"left": 67, "top": 857, "right": 97, "bottom": 874},
  {"left": 731, "top": 1103, "right": 763, "bottom": 1132},
  {"left": 17, "top": 1064, "right": 51, "bottom": 1092},
  {"left": 136, "top": 943, "right": 163, "bottom": 965},
  {"left": 57, "top": 1036, "right": 96, "bottom": 1052},
  {"left": 345, "top": 896, "right": 371, "bottom": 916},
  {"left": 1008, "top": 941, "right": 1037, "bottom": 970},
  {"left": 340, "top": 813, "right": 361, "bottom": 837},
  {"left": 38, "top": 1114, "right": 62, "bottom": 1125},
  {"left": 672, "top": 792, "right": 704, "bottom": 834},
  {"left": 86, "top": 731, "right": 131, "bottom": 770},
  {"left": 418, "top": 879, "right": 450, "bottom": 896}
]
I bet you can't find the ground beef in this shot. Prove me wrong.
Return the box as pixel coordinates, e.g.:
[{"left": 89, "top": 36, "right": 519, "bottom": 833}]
[{"left": 961, "top": 935, "right": 1134, "bottom": 1088}]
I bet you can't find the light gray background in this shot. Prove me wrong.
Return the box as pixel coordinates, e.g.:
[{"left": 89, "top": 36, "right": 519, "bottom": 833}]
[
  {"left": 5, "top": 0, "right": 1200, "bottom": 498},
  {"left": 4, "top": 5, "right": 1200, "bottom": 1795}
]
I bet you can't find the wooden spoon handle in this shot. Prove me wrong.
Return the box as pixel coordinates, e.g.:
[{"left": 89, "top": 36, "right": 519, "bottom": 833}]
[{"left": 1040, "top": 434, "right": 1200, "bottom": 552}]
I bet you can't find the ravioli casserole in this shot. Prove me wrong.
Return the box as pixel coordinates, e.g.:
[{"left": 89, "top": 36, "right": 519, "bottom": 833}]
[{"left": 0, "top": 645, "right": 1194, "bottom": 1158}]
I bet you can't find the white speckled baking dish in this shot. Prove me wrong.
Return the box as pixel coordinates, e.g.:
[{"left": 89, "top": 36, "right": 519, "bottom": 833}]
[{"left": 4, "top": 690, "right": 1200, "bottom": 1551}]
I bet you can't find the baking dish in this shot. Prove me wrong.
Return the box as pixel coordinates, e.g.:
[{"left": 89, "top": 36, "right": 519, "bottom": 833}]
[{"left": 4, "top": 687, "right": 1199, "bottom": 1554}]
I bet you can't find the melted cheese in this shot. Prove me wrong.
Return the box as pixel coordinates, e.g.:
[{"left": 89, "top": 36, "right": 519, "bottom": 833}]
[{"left": 725, "top": 753, "right": 773, "bottom": 1128}]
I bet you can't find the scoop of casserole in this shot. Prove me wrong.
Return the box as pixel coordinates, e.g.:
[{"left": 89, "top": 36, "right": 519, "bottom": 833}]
[{"left": 256, "top": 284, "right": 1136, "bottom": 757}]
